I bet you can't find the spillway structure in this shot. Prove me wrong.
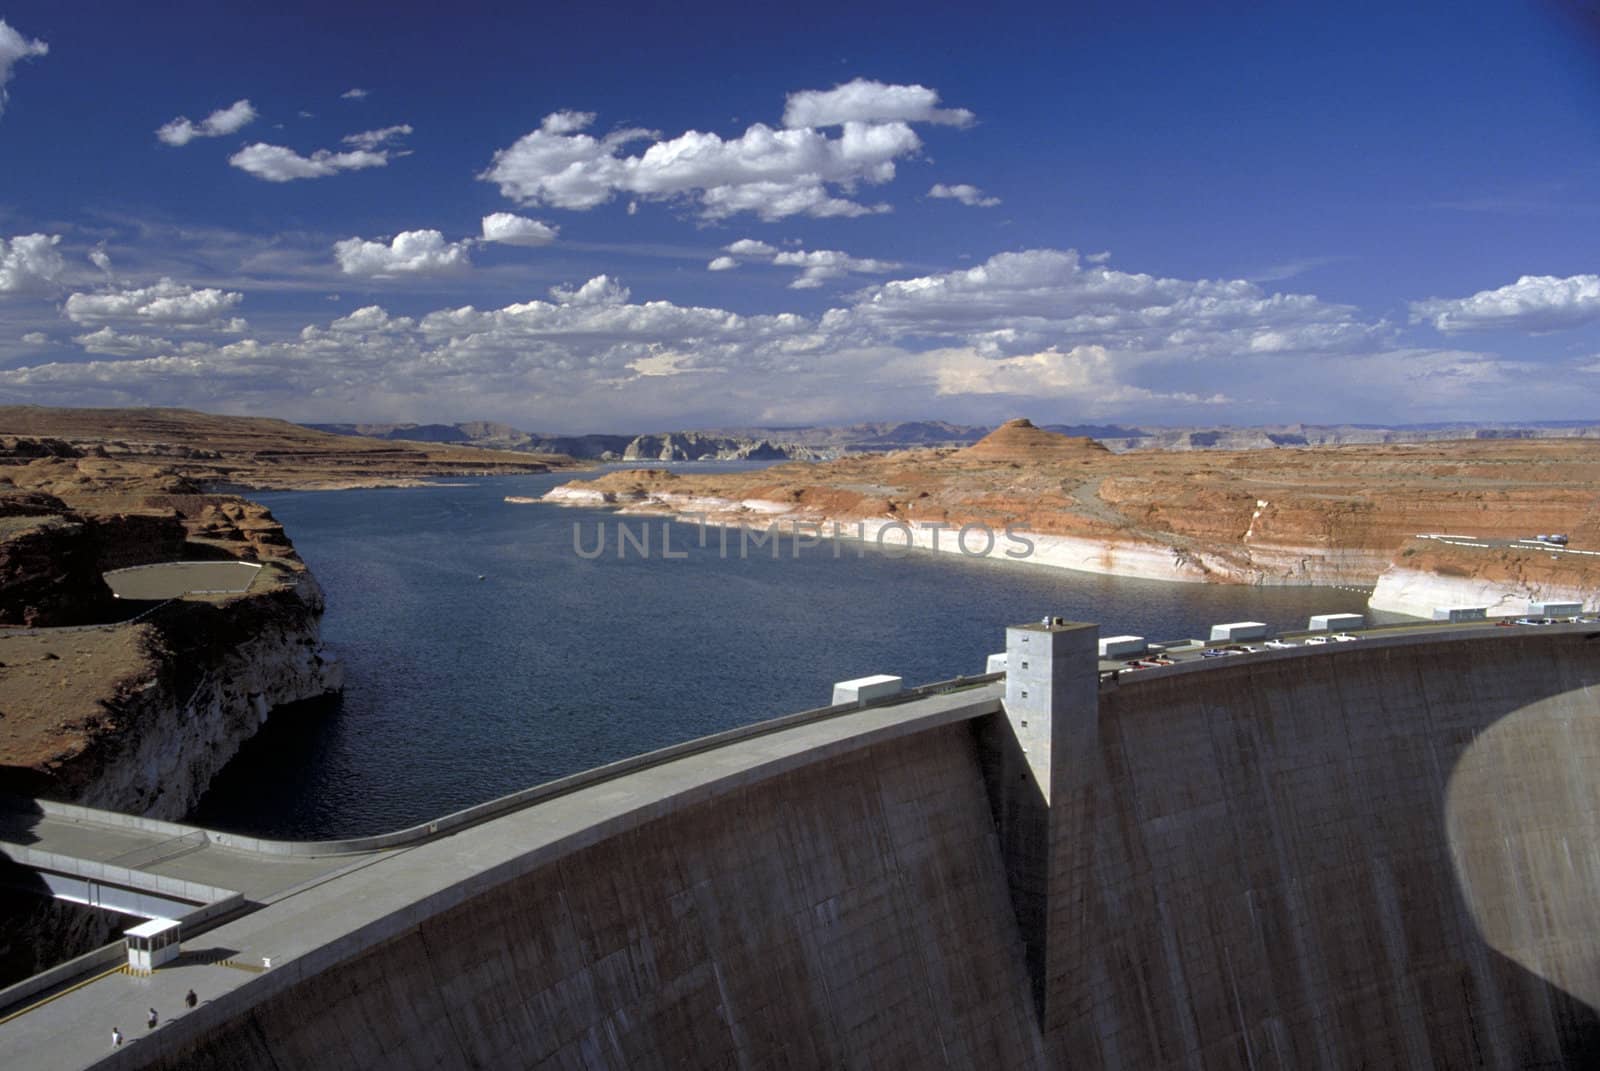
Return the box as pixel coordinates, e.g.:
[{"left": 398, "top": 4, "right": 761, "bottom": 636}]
[{"left": 2, "top": 619, "right": 1599, "bottom": 1069}]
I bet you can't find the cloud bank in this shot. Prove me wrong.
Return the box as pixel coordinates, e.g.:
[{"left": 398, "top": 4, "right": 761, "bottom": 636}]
[
  {"left": 480, "top": 81, "right": 975, "bottom": 221},
  {"left": 64, "top": 278, "right": 245, "bottom": 328},
  {"left": 1411, "top": 274, "right": 1600, "bottom": 333}
]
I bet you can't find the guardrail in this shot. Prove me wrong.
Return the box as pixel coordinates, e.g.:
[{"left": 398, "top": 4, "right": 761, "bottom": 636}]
[
  {"left": 1099, "top": 617, "right": 1600, "bottom": 687},
  {"left": 0, "top": 843, "right": 241, "bottom": 915},
  {"left": 0, "top": 941, "right": 127, "bottom": 1018}
]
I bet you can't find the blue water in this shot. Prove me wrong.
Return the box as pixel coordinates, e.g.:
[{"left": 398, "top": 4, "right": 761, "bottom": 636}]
[{"left": 188, "top": 468, "right": 1371, "bottom": 838}]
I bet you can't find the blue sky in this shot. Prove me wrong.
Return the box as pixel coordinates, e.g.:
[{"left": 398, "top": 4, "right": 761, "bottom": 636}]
[{"left": 1, "top": 1, "right": 1598, "bottom": 431}]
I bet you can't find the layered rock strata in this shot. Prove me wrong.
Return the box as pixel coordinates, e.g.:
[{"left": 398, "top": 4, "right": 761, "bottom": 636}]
[{"left": 542, "top": 419, "right": 1600, "bottom": 605}]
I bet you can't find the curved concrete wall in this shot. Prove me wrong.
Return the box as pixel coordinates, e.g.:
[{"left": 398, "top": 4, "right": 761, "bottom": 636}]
[
  {"left": 1050, "top": 631, "right": 1600, "bottom": 1068},
  {"left": 140, "top": 723, "right": 1046, "bottom": 1070},
  {"left": 85, "top": 630, "right": 1600, "bottom": 1070}
]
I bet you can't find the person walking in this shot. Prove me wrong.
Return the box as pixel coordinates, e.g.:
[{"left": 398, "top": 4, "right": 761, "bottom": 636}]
[
  {"left": 111, "top": 1027, "right": 123, "bottom": 1047},
  {"left": 147, "top": 1007, "right": 158, "bottom": 1029},
  {"left": 185, "top": 989, "right": 197, "bottom": 1009}
]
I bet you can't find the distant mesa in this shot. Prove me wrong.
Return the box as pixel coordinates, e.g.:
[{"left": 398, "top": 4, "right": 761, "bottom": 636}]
[{"left": 957, "top": 417, "right": 1109, "bottom": 464}]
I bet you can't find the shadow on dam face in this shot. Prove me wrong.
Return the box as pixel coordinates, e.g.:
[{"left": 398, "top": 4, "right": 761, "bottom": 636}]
[
  {"left": 1063, "top": 630, "right": 1600, "bottom": 1069},
  {"left": 36, "top": 629, "right": 1600, "bottom": 1071}
]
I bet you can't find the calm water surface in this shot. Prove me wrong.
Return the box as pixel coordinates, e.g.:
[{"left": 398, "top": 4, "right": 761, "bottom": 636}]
[{"left": 190, "top": 468, "right": 1371, "bottom": 838}]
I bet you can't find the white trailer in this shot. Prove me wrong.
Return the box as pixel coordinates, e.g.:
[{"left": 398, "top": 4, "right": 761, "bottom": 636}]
[
  {"left": 831, "top": 674, "right": 903, "bottom": 706},
  {"left": 1309, "top": 613, "right": 1364, "bottom": 632},
  {"left": 1209, "top": 621, "right": 1268, "bottom": 642},
  {"left": 1098, "top": 635, "right": 1147, "bottom": 659}
]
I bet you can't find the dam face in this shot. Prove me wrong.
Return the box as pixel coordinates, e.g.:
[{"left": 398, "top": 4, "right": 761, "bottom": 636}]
[
  {"left": 1054, "top": 632, "right": 1600, "bottom": 1068},
  {"left": 146, "top": 723, "right": 1047, "bottom": 1069},
  {"left": 9, "top": 626, "right": 1600, "bottom": 1069}
]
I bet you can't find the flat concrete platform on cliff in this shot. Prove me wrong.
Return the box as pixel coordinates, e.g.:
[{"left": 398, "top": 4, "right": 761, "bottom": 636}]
[{"left": 101, "top": 562, "right": 263, "bottom": 600}]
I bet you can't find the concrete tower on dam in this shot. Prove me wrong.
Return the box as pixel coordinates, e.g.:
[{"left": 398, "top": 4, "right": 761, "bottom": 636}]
[
  {"left": 5, "top": 620, "right": 1600, "bottom": 1069},
  {"left": 980, "top": 618, "right": 1098, "bottom": 1018}
]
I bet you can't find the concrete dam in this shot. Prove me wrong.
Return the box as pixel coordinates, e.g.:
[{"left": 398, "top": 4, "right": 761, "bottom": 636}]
[{"left": 3, "top": 622, "right": 1600, "bottom": 1068}]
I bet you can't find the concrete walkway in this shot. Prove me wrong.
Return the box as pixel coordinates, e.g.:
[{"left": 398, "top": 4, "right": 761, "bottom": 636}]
[{"left": 0, "top": 810, "right": 373, "bottom": 904}]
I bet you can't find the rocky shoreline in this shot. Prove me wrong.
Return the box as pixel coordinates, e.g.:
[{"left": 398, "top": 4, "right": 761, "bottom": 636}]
[{"left": 541, "top": 419, "right": 1600, "bottom": 614}]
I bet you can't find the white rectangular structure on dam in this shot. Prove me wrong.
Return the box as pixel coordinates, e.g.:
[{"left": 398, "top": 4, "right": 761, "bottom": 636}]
[
  {"left": 125, "top": 918, "right": 180, "bottom": 975},
  {"left": 1432, "top": 606, "right": 1488, "bottom": 622},
  {"left": 986, "top": 652, "right": 1007, "bottom": 673},
  {"left": 1098, "top": 635, "right": 1147, "bottom": 658},
  {"left": 831, "top": 674, "right": 903, "bottom": 706},
  {"left": 1530, "top": 601, "right": 1582, "bottom": 618},
  {"left": 1309, "top": 613, "right": 1364, "bottom": 631},
  {"left": 1209, "top": 621, "right": 1268, "bottom": 642}
]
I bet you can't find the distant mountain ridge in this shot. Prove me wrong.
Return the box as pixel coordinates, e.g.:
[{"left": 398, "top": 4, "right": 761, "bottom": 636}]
[{"left": 306, "top": 419, "right": 1600, "bottom": 461}]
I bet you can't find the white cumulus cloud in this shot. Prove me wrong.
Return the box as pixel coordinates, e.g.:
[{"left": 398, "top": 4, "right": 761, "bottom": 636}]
[
  {"left": 480, "top": 212, "right": 558, "bottom": 246},
  {"left": 7, "top": 246, "right": 1499, "bottom": 429},
  {"left": 546, "top": 275, "right": 630, "bottom": 305},
  {"left": 328, "top": 306, "right": 415, "bottom": 333},
  {"left": 772, "top": 249, "right": 902, "bottom": 289},
  {"left": 20, "top": 331, "right": 47, "bottom": 345},
  {"left": 64, "top": 278, "right": 244, "bottom": 328},
  {"left": 342, "top": 124, "right": 412, "bottom": 150},
  {"left": 229, "top": 142, "right": 391, "bottom": 182},
  {"left": 157, "top": 99, "right": 258, "bottom": 146},
  {"left": 927, "top": 344, "right": 1225, "bottom": 410},
  {"left": 725, "top": 238, "right": 778, "bottom": 257},
  {"left": 0, "top": 19, "right": 48, "bottom": 117},
  {"left": 711, "top": 238, "right": 899, "bottom": 287},
  {"left": 782, "top": 78, "right": 973, "bottom": 129},
  {"left": 341, "top": 88, "right": 369, "bottom": 100},
  {"left": 929, "top": 182, "right": 1000, "bottom": 207},
  {"left": 480, "top": 82, "right": 973, "bottom": 221},
  {"left": 843, "top": 248, "right": 1381, "bottom": 359},
  {"left": 72, "top": 327, "right": 215, "bottom": 357},
  {"left": 333, "top": 230, "right": 473, "bottom": 277},
  {"left": 0, "top": 233, "right": 65, "bottom": 293},
  {"left": 1410, "top": 274, "right": 1600, "bottom": 333}
]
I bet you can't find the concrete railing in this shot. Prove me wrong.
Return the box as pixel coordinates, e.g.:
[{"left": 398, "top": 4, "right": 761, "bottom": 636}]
[
  {"left": 0, "top": 941, "right": 127, "bottom": 1018},
  {"left": 9, "top": 672, "right": 1005, "bottom": 861},
  {"left": 0, "top": 842, "right": 242, "bottom": 914},
  {"left": 195, "top": 670, "right": 1007, "bottom": 857}
]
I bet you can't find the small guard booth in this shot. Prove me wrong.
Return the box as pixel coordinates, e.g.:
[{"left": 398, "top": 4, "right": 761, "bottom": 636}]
[{"left": 125, "top": 918, "right": 181, "bottom": 974}]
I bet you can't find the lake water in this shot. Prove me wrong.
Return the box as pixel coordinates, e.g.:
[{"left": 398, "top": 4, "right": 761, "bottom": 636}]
[{"left": 188, "top": 468, "right": 1372, "bottom": 838}]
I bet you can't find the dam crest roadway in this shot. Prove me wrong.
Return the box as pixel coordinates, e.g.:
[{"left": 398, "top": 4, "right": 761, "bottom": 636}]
[{"left": 2, "top": 616, "right": 1600, "bottom": 1068}]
